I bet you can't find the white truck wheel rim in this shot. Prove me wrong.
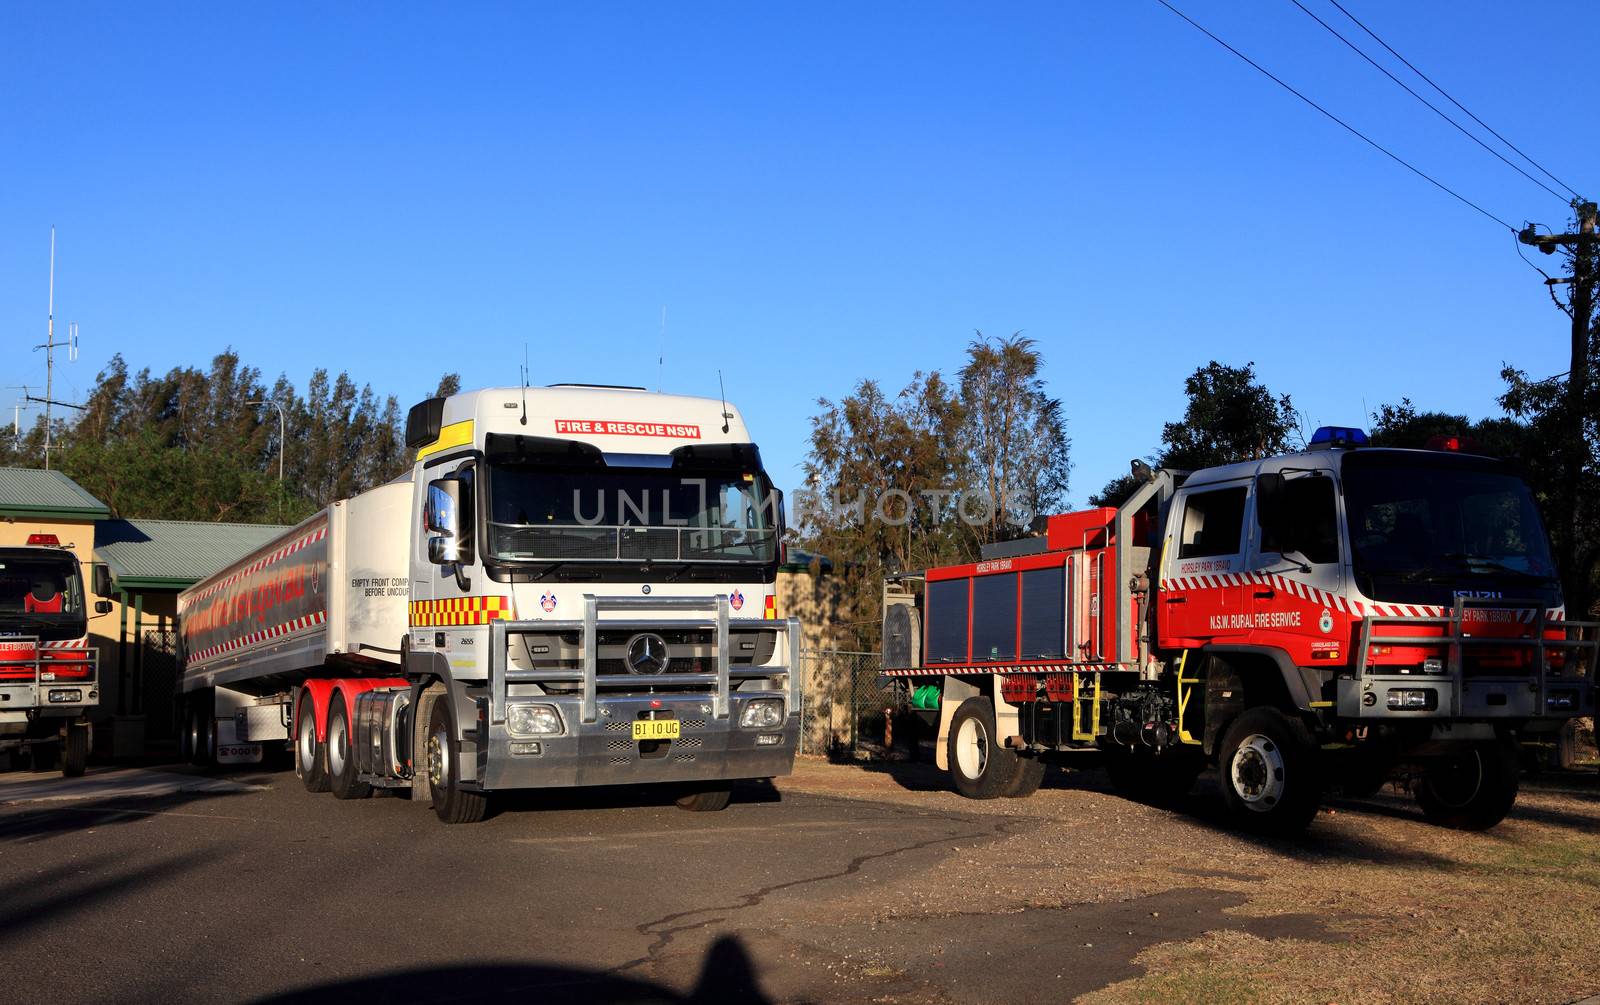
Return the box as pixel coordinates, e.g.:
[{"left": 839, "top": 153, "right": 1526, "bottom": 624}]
[
  {"left": 955, "top": 717, "right": 988, "bottom": 779},
  {"left": 297, "top": 709, "right": 317, "bottom": 773},
  {"left": 328, "top": 713, "right": 347, "bottom": 777},
  {"left": 428, "top": 730, "right": 448, "bottom": 789},
  {"left": 1230, "top": 733, "right": 1285, "bottom": 811}
]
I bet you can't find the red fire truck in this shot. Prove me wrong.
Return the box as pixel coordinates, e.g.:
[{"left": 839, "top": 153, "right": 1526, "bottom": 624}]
[{"left": 882, "top": 427, "right": 1597, "bottom": 833}]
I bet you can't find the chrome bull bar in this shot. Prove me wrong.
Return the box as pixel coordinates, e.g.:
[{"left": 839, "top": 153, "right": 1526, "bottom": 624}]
[
  {"left": 488, "top": 594, "right": 803, "bottom": 726},
  {"left": 1350, "top": 597, "right": 1597, "bottom": 718}
]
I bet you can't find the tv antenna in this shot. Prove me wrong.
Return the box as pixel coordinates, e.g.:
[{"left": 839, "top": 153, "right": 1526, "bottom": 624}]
[
  {"left": 29, "top": 227, "right": 87, "bottom": 469},
  {"left": 717, "top": 369, "right": 732, "bottom": 433},
  {"left": 658, "top": 305, "right": 667, "bottom": 392}
]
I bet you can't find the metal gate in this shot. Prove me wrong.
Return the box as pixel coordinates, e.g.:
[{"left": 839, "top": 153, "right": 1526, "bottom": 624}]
[{"left": 140, "top": 629, "right": 181, "bottom": 744}]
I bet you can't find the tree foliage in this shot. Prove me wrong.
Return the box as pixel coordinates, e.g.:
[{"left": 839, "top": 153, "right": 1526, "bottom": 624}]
[
  {"left": 1091, "top": 360, "right": 1297, "bottom": 507},
  {"left": 1, "top": 350, "right": 456, "bottom": 524},
  {"left": 800, "top": 335, "right": 1071, "bottom": 649}
]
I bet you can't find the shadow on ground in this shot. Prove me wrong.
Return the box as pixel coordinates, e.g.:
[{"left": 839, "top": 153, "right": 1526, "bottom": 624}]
[{"left": 251, "top": 934, "right": 784, "bottom": 1005}]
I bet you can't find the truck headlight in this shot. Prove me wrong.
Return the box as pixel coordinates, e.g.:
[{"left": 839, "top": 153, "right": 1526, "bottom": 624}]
[
  {"left": 739, "top": 698, "right": 784, "bottom": 728},
  {"left": 506, "top": 703, "right": 563, "bottom": 737},
  {"left": 1385, "top": 688, "right": 1437, "bottom": 711},
  {"left": 47, "top": 689, "right": 83, "bottom": 703}
]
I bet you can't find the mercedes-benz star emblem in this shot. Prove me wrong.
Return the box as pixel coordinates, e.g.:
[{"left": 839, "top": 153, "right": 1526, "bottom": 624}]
[{"left": 625, "top": 633, "right": 669, "bottom": 675}]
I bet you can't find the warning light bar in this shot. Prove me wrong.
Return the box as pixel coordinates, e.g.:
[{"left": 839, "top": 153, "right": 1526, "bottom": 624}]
[
  {"left": 1308, "top": 426, "right": 1369, "bottom": 450},
  {"left": 26, "top": 533, "right": 62, "bottom": 547},
  {"left": 1424, "top": 433, "right": 1483, "bottom": 454}
]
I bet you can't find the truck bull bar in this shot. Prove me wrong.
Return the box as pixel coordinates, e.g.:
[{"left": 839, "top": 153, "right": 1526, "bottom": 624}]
[
  {"left": 487, "top": 595, "right": 803, "bottom": 727},
  {"left": 1347, "top": 597, "right": 1597, "bottom": 719}
]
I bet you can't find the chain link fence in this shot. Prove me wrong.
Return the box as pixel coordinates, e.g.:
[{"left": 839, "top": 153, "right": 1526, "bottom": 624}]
[
  {"left": 140, "top": 629, "right": 181, "bottom": 745},
  {"left": 800, "top": 650, "right": 920, "bottom": 758}
]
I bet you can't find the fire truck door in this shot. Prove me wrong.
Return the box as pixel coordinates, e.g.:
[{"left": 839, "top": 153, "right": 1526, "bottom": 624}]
[
  {"left": 1163, "top": 482, "right": 1250, "bottom": 641},
  {"left": 1247, "top": 471, "right": 1343, "bottom": 651}
]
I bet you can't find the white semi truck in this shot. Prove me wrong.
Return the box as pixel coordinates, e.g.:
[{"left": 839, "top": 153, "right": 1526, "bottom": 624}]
[{"left": 177, "top": 385, "right": 802, "bottom": 823}]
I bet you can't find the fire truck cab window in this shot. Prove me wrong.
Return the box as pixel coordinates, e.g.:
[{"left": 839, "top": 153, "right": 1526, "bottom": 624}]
[
  {"left": 1178, "top": 487, "right": 1247, "bottom": 559},
  {"left": 1258, "top": 475, "right": 1340, "bottom": 565}
]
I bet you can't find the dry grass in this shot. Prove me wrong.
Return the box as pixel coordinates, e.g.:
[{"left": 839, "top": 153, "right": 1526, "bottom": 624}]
[{"left": 781, "top": 758, "right": 1600, "bottom": 1005}]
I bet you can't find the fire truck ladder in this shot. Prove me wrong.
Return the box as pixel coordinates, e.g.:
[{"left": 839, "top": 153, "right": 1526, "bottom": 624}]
[
  {"left": 1175, "top": 650, "right": 1202, "bottom": 745},
  {"left": 1070, "top": 671, "right": 1101, "bottom": 741}
]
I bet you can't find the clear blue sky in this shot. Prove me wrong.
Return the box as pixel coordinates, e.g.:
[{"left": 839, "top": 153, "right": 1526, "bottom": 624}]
[{"left": 2, "top": 2, "right": 1593, "bottom": 506}]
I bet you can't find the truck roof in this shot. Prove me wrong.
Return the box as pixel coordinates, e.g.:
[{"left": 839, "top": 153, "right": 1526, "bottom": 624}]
[
  {"left": 431, "top": 385, "right": 754, "bottom": 457},
  {"left": 1179, "top": 445, "right": 1500, "bottom": 490}
]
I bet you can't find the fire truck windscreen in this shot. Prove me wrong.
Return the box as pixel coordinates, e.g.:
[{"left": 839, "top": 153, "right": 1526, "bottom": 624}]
[
  {"left": 0, "top": 550, "right": 86, "bottom": 640},
  {"left": 1342, "top": 452, "right": 1559, "bottom": 607},
  {"left": 484, "top": 464, "right": 779, "bottom": 570}
]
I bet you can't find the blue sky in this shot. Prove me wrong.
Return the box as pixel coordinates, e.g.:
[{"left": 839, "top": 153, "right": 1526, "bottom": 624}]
[{"left": 2, "top": 1, "right": 1593, "bottom": 505}]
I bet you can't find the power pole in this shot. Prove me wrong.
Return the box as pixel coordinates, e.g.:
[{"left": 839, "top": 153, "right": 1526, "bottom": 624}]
[
  {"left": 1519, "top": 200, "right": 1598, "bottom": 610},
  {"left": 30, "top": 227, "right": 85, "bottom": 470}
]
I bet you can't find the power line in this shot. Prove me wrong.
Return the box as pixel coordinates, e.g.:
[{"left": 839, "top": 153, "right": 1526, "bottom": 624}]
[
  {"left": 1326, "top": 0, "right": 1581, "bottom": 200},
  {"left": 1153, "top": 0, "right": 1517, "bottom": 232},
  {"left": 1288, "top": 0, "right": 1567, "bottom": 203}
]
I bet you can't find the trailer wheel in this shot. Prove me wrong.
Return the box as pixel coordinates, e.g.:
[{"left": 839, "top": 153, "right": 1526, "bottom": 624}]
[
  {"left": 426, "top": 692, "right": 487, "bottom": 824},
  {"left": 61, "top": 722, "right": 89, "bottom": 778},
  {"left": 1414, "top": 740, "right": 1520, "bottom": 831},
  {"left": 675, "top": 783, "right": 734, "bottom": 812},
  {"left": 1003, "top": 755, "right": 1047, "bottom": 798},
  {"left": 947, "top": 697, "right": 1022, "bottom": 800},
  {"left": 326, "top": 698, "right": 372, "bottom": 801},
  {"left": 1218, "top": 707, "right": 1322, "bottom": 834},
  {"left": 296, "top": 691, "right": 330, "bottom": 793}
]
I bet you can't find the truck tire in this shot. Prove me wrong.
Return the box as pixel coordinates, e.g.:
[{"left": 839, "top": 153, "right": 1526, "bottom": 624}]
[
  {"left": 1104, "top": 745, "right": 1204, "bottom": 805},
  {"left": 296, "top": 691, "right": 330, "bottom": 793},
  {"left": 61, "top": 722, "right": 89, "bottom": 778},
  {"left": 326, "top": 698, "right": 372, "bottom": 801},
  {"left": 1218, "top": 707, "right": 1322, "bottom": 834},
  {"left": 1414, "top": 740, "right": 1520, "bottom": 831},
  {"left": 676, "top": 783, "right": 734, "bottom": 812},
  {"left": 947, "top": 696, "right": 1022, "bottom": 800},
  {"left": 1003, "top": 755, "right": 1047, "bottom": 798},
  {"left": 426, "top": 691, "right": 487, "bottom": 824}
]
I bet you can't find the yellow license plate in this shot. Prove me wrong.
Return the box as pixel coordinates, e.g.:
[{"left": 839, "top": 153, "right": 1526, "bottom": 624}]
[{"left": 632, "top": 719, "right": 680, "bottom": 741}]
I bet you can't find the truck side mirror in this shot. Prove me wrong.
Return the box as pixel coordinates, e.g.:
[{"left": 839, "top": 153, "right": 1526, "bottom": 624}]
[
  {"left": 92, "top": 562, "right": 112, "bottom": 598},
  {"left": 424, "top": 476, "right": 474, "bottom": 566},
  {"left": 95, "top": 599, "right": 113, "bottom": 615}
]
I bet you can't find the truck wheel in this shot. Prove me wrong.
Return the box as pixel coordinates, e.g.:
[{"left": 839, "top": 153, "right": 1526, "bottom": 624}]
[
  {"left": 1104, "top": 745, "right": 1204, "bottom": 805},
  {"left": 296, "top": 691, "right": 330, "bottom": 793},
  {"left": 947, "top": 696, "right": 1021, "bottom": 800},
  {"left": 326, "top": 698, "right": 372, "bottom": 801},
  {"left": 676, "top": 783, "right": 734, "bottom": 812},
  {"left": 426, "top": 693, "right": 487, "bottom": 824},
  {"left": 1414, "top": 740, "right": 1520, "bottom": 831},
  {"left": 61, "top": 722, "right": 89, "bottom": 778},
  {"left": 1218, "top": 707, "right": 1322, "bottom": 834},
  {"left": 1003, "top": 755, "right": 1047, "bottom": 798}
]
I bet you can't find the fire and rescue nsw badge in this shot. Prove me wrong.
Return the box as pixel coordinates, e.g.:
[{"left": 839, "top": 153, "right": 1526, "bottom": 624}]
[{"left": 1319, "top": 609, "right": 1334, "bottom": 634}]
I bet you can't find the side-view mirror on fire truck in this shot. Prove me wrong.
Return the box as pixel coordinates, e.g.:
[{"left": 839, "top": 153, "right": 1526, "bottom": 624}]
[{"left": 92, "top": 562, "right": 112, "bottom": 598}]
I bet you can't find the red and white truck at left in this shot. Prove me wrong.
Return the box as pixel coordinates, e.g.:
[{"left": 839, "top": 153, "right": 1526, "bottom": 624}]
[{"left": 0, "top": 533, "right": 106, "bottom": 776}]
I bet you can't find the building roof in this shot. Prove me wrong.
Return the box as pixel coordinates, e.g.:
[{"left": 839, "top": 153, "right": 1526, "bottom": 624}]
[
  {"left": 0, "top": 467, "right": 110, "bottom": 521},
  {"left": 95, "top": 518, "right": 292, "bottom": 590}
]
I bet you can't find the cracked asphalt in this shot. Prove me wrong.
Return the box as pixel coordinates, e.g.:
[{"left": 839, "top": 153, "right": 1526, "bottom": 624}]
[
  {"left": 0, "top": 761, "right": 1031, "bottom": 1004},
  {"left": 6, "top": 758, "right": 1596, "bottom": 1004}
]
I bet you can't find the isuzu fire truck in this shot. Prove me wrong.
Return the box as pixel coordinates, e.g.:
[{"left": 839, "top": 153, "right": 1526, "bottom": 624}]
[
  {"left": 0, "top": 534, "right": 105, "bottom": 776},
  {"left": 177, "top": 385, "right": 801, "bottom": 823},
  {"left": 882, "top": 427, "right": 1597, "bottom": 832}
]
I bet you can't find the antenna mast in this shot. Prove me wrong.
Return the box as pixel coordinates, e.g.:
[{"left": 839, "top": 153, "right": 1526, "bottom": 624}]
[
  {"left": 29, "top": 227, "right": 88, "bottom": 468},
  {"left": 658, "top": 306, "right": 667, "bottom": 393}
]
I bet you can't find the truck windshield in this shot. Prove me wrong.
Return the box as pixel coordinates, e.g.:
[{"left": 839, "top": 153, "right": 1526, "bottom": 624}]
[
  {"left": 486, "top": 465, "right": 779, "bottom": 569},
  {"left": 1342, "top": 453, "right": 1559, "bottom": 605},
  {"left": 0, "top": 550, "right": 87, "bottom": 640}
]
